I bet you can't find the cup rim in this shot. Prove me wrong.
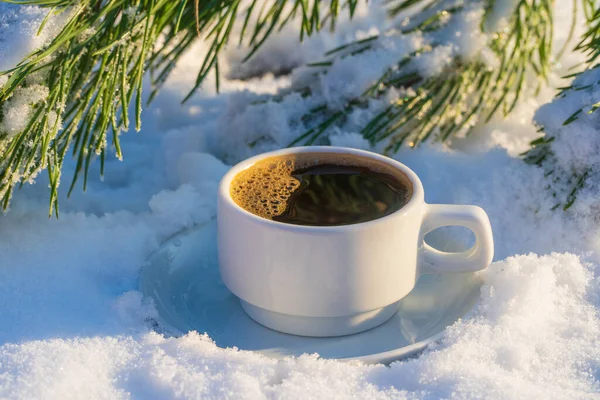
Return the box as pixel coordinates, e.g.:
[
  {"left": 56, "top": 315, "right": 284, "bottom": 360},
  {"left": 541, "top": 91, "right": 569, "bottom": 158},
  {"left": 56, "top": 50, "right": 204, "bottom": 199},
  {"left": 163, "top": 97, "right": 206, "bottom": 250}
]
[{"left": 218, "top": 146, "right": 425, "bottom": 231}]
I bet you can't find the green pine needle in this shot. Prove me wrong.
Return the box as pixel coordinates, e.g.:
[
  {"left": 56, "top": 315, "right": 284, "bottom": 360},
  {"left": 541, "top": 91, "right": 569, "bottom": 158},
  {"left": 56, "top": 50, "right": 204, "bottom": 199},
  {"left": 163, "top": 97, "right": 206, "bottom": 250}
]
[
  {"left": 289, "top": 0, "right": 554, "bottom": 152},
  {"left": 0, "top": 0, "right": 359, "bottom": 216}
]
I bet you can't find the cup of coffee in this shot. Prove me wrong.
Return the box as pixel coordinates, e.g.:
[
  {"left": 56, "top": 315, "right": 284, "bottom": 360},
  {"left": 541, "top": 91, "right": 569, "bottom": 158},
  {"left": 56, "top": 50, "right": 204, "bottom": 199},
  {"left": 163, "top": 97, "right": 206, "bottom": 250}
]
[{"left": 218, "top": 146, "right": 493, "bottom": 337}]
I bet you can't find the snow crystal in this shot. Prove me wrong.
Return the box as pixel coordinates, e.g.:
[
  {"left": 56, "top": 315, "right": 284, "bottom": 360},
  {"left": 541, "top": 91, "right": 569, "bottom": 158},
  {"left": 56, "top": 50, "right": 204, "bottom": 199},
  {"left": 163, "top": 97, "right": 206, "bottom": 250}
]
[
  {"left": 148, "top": 184, "right": 216, "bottom": 237},
  {"left": 412, "top": 44, "right": 456, "bottom": 78},
  {"left": 312, "top": 33, "right": 425, "bottom": 109},
  {"left": 113, "top": 291, "right": 158, "bottom": 330},
  {"left": 0, "top": 5, "right": 73, "bottom": 71},
  {"left": 483, "top": 0, "right": 519, "bottom": 32},
  {"left": 214, "top": 90, "right": 312, "bottom": 163},
  {"left": 1, "top": 84, "right": 49, "bottom": 136},
  {"left": 444, "top": 6, "right": 489, "bottom": 63},
  {"left": 329, "top": 130, "right": 372, "bottom": 150},
  {"left": 535, "top": 68, "right": 600, "bottom": 174},
  {"left": 225, "top": 2, "right": 390, "bottom": 81}
]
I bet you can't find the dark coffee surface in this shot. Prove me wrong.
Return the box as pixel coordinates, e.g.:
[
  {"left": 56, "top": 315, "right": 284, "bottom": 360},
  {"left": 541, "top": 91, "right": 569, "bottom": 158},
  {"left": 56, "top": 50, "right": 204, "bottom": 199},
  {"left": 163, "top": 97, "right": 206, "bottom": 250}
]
[
  {"left": 230, "top": 153, "right": 412, "bottom": 226},
  {"left": 272, "top": 163, "right": 410, "bottom": 226}
]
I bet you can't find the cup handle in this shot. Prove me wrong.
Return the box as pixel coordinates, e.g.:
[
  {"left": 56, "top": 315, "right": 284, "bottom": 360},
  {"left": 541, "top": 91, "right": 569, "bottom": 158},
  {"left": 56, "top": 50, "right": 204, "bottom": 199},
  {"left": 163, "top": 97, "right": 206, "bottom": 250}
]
[{"left": 421, "top": 204, "right": 494, "bottom": 274}]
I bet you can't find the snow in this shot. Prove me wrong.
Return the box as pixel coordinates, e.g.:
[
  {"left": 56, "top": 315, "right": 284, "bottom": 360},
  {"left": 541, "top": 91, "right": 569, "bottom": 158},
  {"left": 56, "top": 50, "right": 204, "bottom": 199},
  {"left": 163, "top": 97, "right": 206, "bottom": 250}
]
[
  {"left": 0, "top": 5, "right": 72, "bottom": 71},
  {"left": 0, "top": 2, "right": 599, "bottom": 399},
  {"left": 1, "top": 84, "right": 49, "bottom": 136},
  {"left": 535, "top": 69, "right": 600, "bottom": 175}
]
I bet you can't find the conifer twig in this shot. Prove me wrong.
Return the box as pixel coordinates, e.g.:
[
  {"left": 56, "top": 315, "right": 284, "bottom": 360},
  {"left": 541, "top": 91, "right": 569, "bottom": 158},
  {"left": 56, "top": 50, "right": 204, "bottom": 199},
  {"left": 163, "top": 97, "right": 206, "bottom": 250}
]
[
  {"left": 0, "top": 0, "right": 359, "bottom": 215},
  {"left": 522, "top": 1, "right": 598, "bottom": 209},
  {"left": 290, "top": 0, "right": 555, "bottom": 152}
]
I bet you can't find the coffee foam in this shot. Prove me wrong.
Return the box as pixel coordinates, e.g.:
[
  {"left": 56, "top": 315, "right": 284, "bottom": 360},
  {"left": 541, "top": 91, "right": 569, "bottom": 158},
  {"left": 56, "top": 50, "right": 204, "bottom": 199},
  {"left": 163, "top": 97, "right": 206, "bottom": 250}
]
[
  {"left": 230, "top": 153, "right": 413, "bottom": 220},
  {"left": 230, "top": 156, "right": 301, "bottom": 219}
]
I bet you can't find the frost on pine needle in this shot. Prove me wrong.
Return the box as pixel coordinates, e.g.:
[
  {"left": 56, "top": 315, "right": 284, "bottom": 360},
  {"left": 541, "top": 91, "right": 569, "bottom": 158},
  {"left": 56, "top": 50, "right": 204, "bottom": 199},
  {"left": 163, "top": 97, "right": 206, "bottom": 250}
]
[
  {"left": 0, "top": 0, "right": 362, "bottom": 215},
  {"left": 412, "top": 44, "right": 456, "bottom": 78},
  {"left": 1, "top": 85, "right": 49, "bottom": 137},
  {"left": 522, "top": 4, "right": 600, "bottom": 211},
  {"left": 244, "top": 0, "right": 555, "bottom": 154},
  {"left": 523, "top": 66, "right": 600, "bottom": 213}
]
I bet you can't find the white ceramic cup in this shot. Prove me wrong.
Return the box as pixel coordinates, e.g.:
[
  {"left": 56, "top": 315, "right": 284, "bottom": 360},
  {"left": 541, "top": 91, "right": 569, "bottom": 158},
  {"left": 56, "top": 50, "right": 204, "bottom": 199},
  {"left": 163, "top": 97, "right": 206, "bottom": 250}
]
[{"left": 218, "top": 146, "right": 493, "bottom": 337}]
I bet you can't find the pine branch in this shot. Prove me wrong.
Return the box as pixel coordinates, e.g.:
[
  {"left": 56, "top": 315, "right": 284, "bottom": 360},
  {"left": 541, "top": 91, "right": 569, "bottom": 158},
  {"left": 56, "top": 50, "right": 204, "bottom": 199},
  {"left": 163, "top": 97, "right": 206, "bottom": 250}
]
[
  {"left": 555, "top": 4, "right": 600, "bottom": 113},
  {"left": 521, "top": 1, "right": 599, "bottom": 210},
  {"left": 289, "top": 0, "right": 555, "bottom": 152},
  {"left": 0, "top": 0, "right": 360, "bottom": 216}
]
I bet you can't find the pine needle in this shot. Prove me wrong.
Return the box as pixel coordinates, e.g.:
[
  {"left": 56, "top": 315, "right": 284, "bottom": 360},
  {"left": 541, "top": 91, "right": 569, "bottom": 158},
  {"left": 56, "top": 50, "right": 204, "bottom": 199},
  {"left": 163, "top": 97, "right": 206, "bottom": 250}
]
[
  {"left": 291, "top": 0, "right": 555, "bottom": 149},
  {"left": 0, "top": 0, "right": 360, "bottom": 216}
]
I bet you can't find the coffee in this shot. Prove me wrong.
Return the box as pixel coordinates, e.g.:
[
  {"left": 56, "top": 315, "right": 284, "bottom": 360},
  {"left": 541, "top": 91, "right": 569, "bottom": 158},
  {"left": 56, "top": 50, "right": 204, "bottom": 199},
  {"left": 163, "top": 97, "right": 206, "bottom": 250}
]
[{"left": 230, "top": 152, "right": 412, "bottom": 226}]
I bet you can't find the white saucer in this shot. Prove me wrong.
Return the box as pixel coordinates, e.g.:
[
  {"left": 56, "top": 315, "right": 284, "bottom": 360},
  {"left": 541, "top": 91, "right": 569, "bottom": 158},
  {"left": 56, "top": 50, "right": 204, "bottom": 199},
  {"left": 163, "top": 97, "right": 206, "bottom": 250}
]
[{"left": 139, "top": 219, "right": 483, "bottom": 364}]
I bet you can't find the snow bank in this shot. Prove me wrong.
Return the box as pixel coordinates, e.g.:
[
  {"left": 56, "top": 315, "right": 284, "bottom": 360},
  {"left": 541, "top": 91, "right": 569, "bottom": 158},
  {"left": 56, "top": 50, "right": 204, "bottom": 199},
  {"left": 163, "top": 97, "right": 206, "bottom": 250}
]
[
  {"left": 1, "top": 254, "right": 597, "bottom": 399},
  {"left": 0, "top": 2, "right": 598, "bottom": 399}
]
